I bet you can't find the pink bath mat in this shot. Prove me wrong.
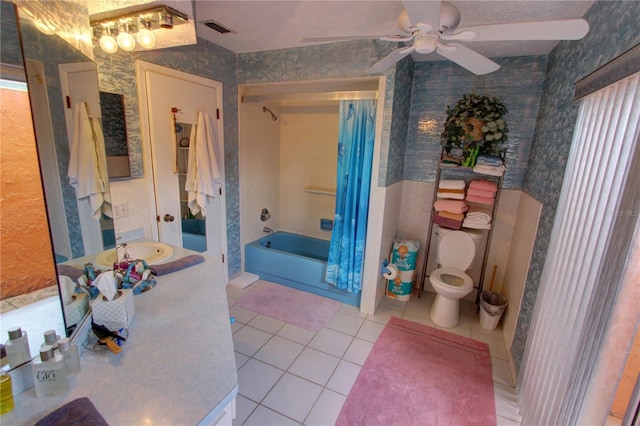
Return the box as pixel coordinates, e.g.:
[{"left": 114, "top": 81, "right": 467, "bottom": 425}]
[
  {"left": 337, "top": 317, "right": 496, "bottom": 426},
  {"left": 234, "top": 281, "right": 341, "bottom": 331}
]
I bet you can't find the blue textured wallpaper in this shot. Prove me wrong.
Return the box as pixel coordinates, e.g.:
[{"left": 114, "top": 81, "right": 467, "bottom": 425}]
[
  {"left": 0, "top": 2, "right": 22, "bottom": 67},
  {"left": 405, "top": 56, "right": 547, "bottom": 189},
  {"left": 512, "top": 0, "right": 640, "bottom": 371}
]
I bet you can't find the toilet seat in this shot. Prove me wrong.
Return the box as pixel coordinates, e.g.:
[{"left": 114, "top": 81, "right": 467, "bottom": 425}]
[{"left": 431, "top": 267, "right": 473, "bottom": 291}]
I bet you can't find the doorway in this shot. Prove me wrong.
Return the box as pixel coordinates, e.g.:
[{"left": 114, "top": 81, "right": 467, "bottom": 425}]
[{"left": 136, "top": 61, "right": 228, "bottom": 282}]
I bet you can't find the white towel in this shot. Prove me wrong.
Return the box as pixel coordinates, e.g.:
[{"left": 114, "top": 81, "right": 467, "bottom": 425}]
[
  {"left": 68, "top": 103, "right": 112, "bottom": 220},
  {"left": 473, "top": 164, "right": 505, "bottom": 177},
  {"left": 185, "top": 111, "right": 222, "bottom": 217},
  {"left": 436, "top": 191, "right": 465, "bottom": 200},
  {"left": 438, "top": 179, "right": 466, "bottom": 190}
]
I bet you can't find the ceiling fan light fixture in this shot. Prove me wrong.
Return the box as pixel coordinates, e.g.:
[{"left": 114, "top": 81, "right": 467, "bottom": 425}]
[{"left": 414, "top": 34, "right": 439, "bottom": 54}]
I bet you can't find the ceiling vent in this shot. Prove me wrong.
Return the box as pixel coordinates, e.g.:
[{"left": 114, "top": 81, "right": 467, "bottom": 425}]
[{"left": 203, "top": 20, "right": 235, "bottom": 34}]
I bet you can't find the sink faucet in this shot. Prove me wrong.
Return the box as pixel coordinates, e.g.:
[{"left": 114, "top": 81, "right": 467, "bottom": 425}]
[
  {"left": 263, "top": 227, "right": 274, "bottom": 234},
  {"left": 115, "top": 243, "right": 129, "bottom": 264}
]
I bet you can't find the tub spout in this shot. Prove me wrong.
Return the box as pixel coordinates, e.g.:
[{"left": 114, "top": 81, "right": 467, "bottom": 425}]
[{"left": 263, "top": 227, "right": 274, "bottom": 234}]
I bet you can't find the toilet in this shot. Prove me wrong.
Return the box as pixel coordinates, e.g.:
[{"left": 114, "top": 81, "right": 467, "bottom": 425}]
[{"left": 429, "top": 230, "right": 475, "bottom": 328}]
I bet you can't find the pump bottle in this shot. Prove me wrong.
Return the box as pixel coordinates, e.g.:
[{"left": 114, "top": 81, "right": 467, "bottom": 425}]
[{"left": 5, "top": 327, "right": 31, "bottom": 368}]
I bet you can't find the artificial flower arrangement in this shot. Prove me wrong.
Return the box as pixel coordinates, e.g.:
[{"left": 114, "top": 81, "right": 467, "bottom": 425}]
[{"left": 441, "top": 93, "right": 509, "bottom": 166}]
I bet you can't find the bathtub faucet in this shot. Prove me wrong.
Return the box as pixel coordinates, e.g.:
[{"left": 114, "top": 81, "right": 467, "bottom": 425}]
[{"left": 263, "top": 227, "right": 274, "bottom": 234}]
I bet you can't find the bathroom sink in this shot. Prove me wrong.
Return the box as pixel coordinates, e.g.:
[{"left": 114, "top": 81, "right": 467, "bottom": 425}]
[{"left": 94, "top": 241, "right": 174, "bottom": 269}]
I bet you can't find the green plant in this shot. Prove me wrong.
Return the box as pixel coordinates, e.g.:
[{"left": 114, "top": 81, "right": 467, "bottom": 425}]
[{"left": 441, "top": 93, "right": 509, "bottom": 156}]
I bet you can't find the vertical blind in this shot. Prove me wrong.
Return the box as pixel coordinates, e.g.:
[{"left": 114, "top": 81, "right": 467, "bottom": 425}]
[{"left": 519, "top": 72, "right": 640, "bottom": 425}]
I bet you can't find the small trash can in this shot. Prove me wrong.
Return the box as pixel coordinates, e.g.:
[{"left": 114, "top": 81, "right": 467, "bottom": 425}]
[{"left": 479, "top": 290, "right": 508, "bottom": 331}]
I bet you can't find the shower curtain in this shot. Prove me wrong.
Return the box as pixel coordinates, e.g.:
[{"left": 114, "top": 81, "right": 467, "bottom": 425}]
[{"left": 325, "top": 99, "right": 377, "bottom": 293}]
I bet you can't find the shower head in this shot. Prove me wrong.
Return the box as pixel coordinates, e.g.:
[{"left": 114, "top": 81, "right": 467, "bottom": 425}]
[{"left": 262, "top": 106, "right": 278, "bottom": 121}]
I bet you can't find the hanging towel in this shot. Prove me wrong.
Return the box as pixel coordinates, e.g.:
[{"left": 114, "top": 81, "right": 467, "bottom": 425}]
[
  {"left": 185, "top": 111, "right": 222, "bottom": 217},
  {"left": 68, "top": 102, "right": 112, "bottom": 220},
  {"left": 438, "top": 179, "right": 466, "bottom": 190}
]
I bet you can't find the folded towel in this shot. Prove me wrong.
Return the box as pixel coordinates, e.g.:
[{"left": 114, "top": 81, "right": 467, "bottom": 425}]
[
  {"left": 437, "top": 191, "right": 465, "bottom": 200},
  {"left": 438, "top": 179, "right": 466, "bottom": 190},
  {"left": 475, "top": 154, "right": 503, "bottom": 167},
  {"left": 55, "top": 265, "right": 86, "bottom": 282},
  {"left": 473, "top": 164, "right": 505, "bottom": 176},
  {"left": 433, "top": 199, "right": 468, "bottom": 214},
  {"left": 467, "top": 187, "right": 496, "bottom": 199},
  {"left": 150, "top": 254, "right": 205, "bottom": 276},
  {"left": 466, "top": 207, "right": 492, "bottom": 222},
  {"left": 437, "top": 211, "right": 465, "bottom": 221},
  {"left": 35, "top": 397, "right": 108, "bottom": 426},
  {"left": 466, "top": 194, "right": 495, "bottom": 205},
  {"left": 468, "top": 179, "right": 498, "bottom": 192},
  {"left": 433, "top": 213, "right": 462, "bottom": 230},
  {"left": 440, "top": 154, "right": 462, "bottom": 166},
  {"left": 463, "top": 216, "right": 491, "bottom": 225},
  {"left": 462, "top": 221, "right": 492, "bottom": 230}
]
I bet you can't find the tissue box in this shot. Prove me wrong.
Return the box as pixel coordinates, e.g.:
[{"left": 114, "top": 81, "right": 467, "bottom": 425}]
[
  {"left": 91, "top": 289, "right": 135, "bottom": 331},
  {"left": 65, "top": 293, "right": 89, "bottom": 326}
]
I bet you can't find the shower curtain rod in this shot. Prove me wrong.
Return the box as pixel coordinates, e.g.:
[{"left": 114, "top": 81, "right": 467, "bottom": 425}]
[{"left": 241, "top": 90, "right": 378, "bottom": 103}]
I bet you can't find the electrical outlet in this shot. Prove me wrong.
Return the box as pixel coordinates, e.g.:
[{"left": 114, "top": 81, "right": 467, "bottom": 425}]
[{"left": 113, "top": 202, "right": 129, "bottom": 218}]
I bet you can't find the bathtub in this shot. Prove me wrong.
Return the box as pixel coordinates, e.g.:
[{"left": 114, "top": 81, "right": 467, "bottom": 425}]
[
  {"left": 245, "top": 231, "right": 360, "bottom": 307},
  {"left": 182, "top": 219, "right": 206, "bottom": 252}
]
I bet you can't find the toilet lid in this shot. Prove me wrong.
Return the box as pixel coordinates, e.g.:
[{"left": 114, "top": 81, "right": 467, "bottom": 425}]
[{"left": 437, "top": 231, "right": 475, "bottom": 270}]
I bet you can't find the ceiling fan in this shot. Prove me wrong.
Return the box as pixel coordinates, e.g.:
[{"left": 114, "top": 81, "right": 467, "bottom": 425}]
[{"left": 301, "top": 1, "right": 589, "bottom": 75}]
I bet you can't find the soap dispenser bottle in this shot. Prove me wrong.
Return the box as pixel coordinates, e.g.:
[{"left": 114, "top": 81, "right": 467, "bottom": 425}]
[
  {"left": 31, "top": 345, "right": 69, "bottom": 397},
  {"left": 5, "top": 327, "right": 31, "bottom": 368},
  {"left": 57, "top": 338, "right": 81, "bottom": 374},
  {"left": 41, "top": 330, "right": 60, "bottom": 350}
]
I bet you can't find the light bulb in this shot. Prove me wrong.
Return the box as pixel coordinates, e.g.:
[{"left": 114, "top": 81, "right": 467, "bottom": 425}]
[
  {"left": 99, "top": 35, "right": 118, "bottom": 53},
  {"left": 137, "top": 28, "right": 156, "bottom": 49},
  {"left": 117, "top": 30, "right": 136, "bottom": 51}
]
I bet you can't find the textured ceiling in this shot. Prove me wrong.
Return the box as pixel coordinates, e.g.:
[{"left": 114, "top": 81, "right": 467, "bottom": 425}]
[{"left": 193, "top": 1, "right": 595, "bottom": 60}]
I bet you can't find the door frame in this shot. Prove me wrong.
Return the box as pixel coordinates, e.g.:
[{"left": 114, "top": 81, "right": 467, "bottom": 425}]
[{"left": 135, "top": 60, "right": 228, "bottom": 282}]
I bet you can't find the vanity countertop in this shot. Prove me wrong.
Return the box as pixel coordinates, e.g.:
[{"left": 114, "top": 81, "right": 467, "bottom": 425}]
[{"left": 4, "top": 249, "right": 238, "bottom": 425}]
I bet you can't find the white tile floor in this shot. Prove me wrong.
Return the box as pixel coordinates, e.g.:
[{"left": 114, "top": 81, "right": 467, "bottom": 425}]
[{"left": 227, "top": 281, "right": 522, "bottom": 426}]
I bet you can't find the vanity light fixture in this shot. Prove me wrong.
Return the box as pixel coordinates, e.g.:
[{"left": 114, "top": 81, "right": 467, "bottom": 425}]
[
  {"left": 91, "top": 5, "right": 187, "bottom": 54},
  {"left": 98, "top": 25, "right": 119, "bottom": 54},
  {"left": 117, "top": 21, "right": 136, "bottom": 51},
  {"left": 136, "top": 18, "right": 156, "bottom": 49}
]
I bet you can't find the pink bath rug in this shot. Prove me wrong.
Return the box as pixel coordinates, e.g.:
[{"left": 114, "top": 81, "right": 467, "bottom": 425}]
[
  {"left": 234, "top": 281, "right": 341, "bottom": 331},
  {"left": 336, "top": 317, "right": 496, "bottom": 426}
]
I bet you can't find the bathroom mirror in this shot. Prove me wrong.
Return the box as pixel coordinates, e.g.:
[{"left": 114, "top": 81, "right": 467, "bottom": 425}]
[
  {"left": 100, "top": 91, "right": 131, "bottom": 179},
  {"left": 1, "top": 0, "right": 122, "bottom": 365}
]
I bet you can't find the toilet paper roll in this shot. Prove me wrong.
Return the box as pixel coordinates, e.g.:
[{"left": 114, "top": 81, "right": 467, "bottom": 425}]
[
  {"left": 383, "top": 264, "right": 398, "bottom": 280},
  {"left": 400, "top": 270, "right": 415, "bottom": 282}
]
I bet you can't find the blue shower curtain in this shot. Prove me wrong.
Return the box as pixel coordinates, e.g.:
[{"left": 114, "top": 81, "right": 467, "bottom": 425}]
[{"left": 325, "top": 99, "right": 377, "bottom": 293}]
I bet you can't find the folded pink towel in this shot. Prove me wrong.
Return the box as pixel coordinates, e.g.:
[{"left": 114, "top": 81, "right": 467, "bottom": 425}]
[
  {"left": 433, "top": 199, "right": 468, "bottom": 214},
  {"left": 468, "top": 179, "right": 497, "bottom": 193},
  {"left": 467, "top": 187, "right": 496, "bottom": 199},
  {"left": 433, "top": 213, "right": 462, "bottom": 230},
  {"left": 466, "top": 194, "right": 495, "bottom": 205}
]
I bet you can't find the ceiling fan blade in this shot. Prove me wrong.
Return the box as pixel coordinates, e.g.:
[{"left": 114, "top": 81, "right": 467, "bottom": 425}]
[
  {"left": 367, "top": 46, "right": 414, "bottom": 74},
  {"left": 402, "top": 0, "right": 441, "bottom": 31},
  {"left": 436, "top": 43, "right": 501, "bottom": 75},
  {"left": 450, "top": 19, "right": 589, "bottom": 42},
  {"left": 300, "top": 35, "right": 398, "bottom": 43}
]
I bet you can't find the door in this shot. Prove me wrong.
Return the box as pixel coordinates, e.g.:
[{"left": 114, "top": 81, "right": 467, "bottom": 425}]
[
  {"left": 138, "top": 62, "right": 227, "bottom": 274},
  {"left": 59, "top": 62, "right": 109, "bottom": 256}
]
